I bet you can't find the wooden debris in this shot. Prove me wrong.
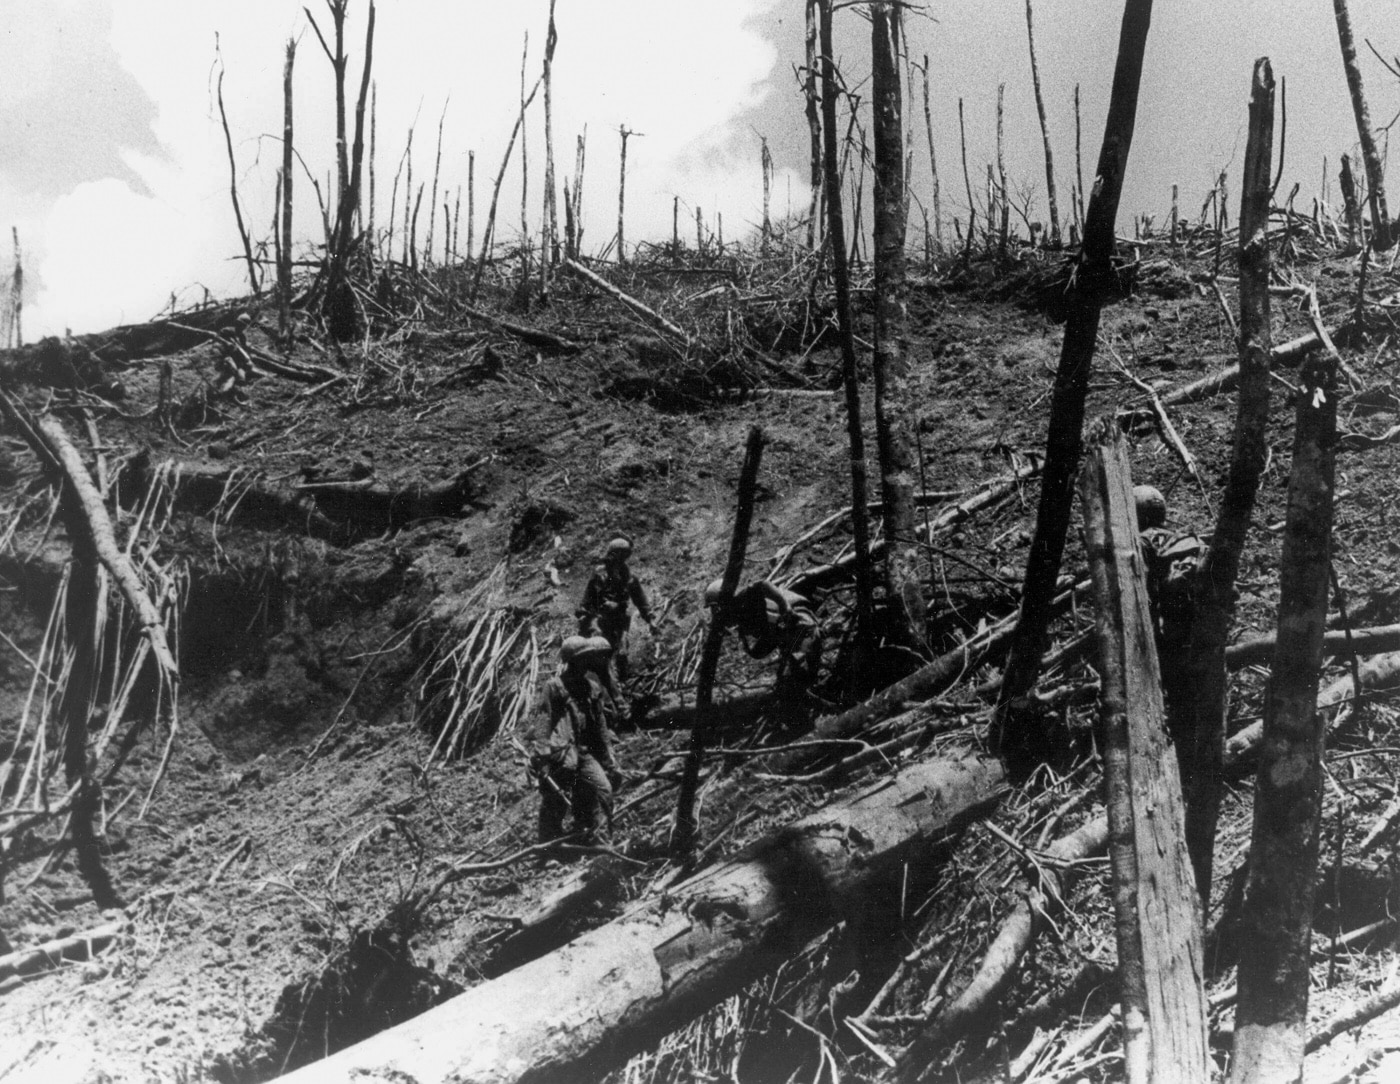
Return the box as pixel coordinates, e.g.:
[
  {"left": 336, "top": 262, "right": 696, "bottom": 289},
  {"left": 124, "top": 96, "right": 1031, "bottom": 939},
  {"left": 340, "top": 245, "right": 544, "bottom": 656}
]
[{"left": 0, "top": 922, "right": 123, "bottom": 984}]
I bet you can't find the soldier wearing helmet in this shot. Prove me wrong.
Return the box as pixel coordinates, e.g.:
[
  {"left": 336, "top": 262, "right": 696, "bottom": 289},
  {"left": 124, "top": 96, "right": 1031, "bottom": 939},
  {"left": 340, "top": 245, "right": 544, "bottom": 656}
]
[
  {"left": 704, "top": 577, "right": 821, "bottom": 692},
  {"left": 1135, "top": 485, "right": 1204, "bottom": 668},
  {"left": 578, "top": 536, "right": 656, "bottom": 679},
  {"left": 525, "top": 635, "right": 624, "bottom": 844}
]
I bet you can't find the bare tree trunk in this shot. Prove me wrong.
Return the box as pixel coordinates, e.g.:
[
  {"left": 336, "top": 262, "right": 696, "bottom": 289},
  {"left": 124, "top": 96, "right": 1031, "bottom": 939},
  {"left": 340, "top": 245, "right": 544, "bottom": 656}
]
[
  {"left": 872, "top": 1, "right": 926, "bottom": 648},
  {"left": 1339, "top": 152, "right": 1363, "bottom": 251},
  {"left": 760, "top": 136, "right": 773, "bottom": 254},
  {"left": 991, "top": 0, "right": 1154, "bottom": 775},
  {"left": 467, "top": 149, "right": 475, "bottom": 261},
  {"left": 1230, "top": 355, "right": 1337, "bottom": 1083},
  {"left": 541, "top": 0, "right": 559, "bottom": 286},
  {"left": 277, "top": 755, "right": 1005, "bottom": 1084},
  {"left": 1173, "top": 58, "right": 1276, "bottom": 909},
  {"left": 921, "top": 56, "right": 943, "bottom": 252},
  {"left": 572, "top": 129, "right": 586, "bottom": 256},
  {"left": 215, "top": 65, "right": 260, "bottom": 296},
  {"left": 368, "top": 81, "right": 376, "bottom": 252},
  {"left": 1025, "top": 0, "right": 1061, "bottom": 245},
  {"left": 518, "top": 34, "right": 530, "bottom": 286},
  {"left": 1079, "top": 419, "right": 1207, "bottom": 1083},
  {"left": 1333, "top": 0, "right": 1392, "bottom": 248},
  {"left": 426, "top": 102, "right": 446, "bottom": 268},
  {"left": 323, "top": 0, "right": 374, "bottom": 340},
  {"left": 820, "top": 0, "right": 875, "bottom": 646},
  {"left": 1074, "top": 83, "right": 1086, "bottom": 234},
  {"left": 472, "top": 76, "right": 542, "bottom": 297},
  {"left": 617, "top": 125, "right": 634, "bottom": 265},
  {"left": 673, "top": 427, "right": 764, "bottom": 861},
  {"left": 280, "top": 39, "right": 296, "bottom": 343},
  {"left": 996, "top": 84, "right": 1010, "bottom": 259},
  {"left": 805, "top": 0, "right": 823, "bottom": 249},
  {"left": 957, "top": 98, "right": 977, "bottom": 262}
]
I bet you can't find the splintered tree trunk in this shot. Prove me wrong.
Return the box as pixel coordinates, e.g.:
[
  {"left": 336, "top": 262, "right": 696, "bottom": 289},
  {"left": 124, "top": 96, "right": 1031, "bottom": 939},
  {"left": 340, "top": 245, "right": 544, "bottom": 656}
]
[
  {"left": 1173, "top": 58, "right": 1275, "bottom": 909},
  {"left": 871, "top": 1, "right": 926, "bottom": 647},
  {"left": 1339, "top": 153, "right": 1363, "bottom": 250},
  {"left": 991, "top": 0, "right": 1154, "bottom": 775},
  {"left": 277, "top": 755, "right": 1005, "bottom": 1084},
  {"left": 280, "top": 38, "right": 296, "bottom": 344},
  {"left": 617, "top": 125, "right": 632, "bottom": 264},
  {"left": 921, "top": 56, "right": 943, "bottom": 252},
  {"left": 672, "top": 427, "right": 764, "bottom": 861},
  {"left": 820, "top": 0, "right": 875, "bottom": 645},
  {"left": 1230, "top": 355, "right": 1338, "bottom": 1083},
  {"left": 1025, "top": 0, "right": 1061, "bottom": 245},
  {"left": 1079, "top": 420, "right": 1207, "bottom": 1083},
  {"left": 541, "top": 0, "right": 559, "bottom": 280},
  {"left": 805, "top": 0, "right": 823, "bottom": 249},
  {"left": 1333, "top": 0, "right": 1392, "bottom": 249}
]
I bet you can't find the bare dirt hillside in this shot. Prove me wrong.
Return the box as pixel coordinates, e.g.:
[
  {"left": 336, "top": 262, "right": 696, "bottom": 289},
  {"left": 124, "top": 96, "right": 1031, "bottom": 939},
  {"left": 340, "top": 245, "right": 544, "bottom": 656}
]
[{"left": 3, "top": 233, "right": 1400, "bottom": 1083}]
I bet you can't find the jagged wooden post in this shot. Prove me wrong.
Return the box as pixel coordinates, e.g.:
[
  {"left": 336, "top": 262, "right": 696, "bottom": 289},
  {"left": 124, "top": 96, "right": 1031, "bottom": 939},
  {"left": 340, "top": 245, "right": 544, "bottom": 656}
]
[
  {"left": 820, "top": 0, "right": 875, "bottom": 647},
  {"left": 1339, "top": 153, "right": 1363, "bottom": 250},
  {"left": 991, "top": 0, "right": 1154, "bottom": 775},
  {"left": 1333, "top": 0, "right": 1392, "bottom": 249},
  {"left": 279, "top": 38, "right": 296, "bottom": 345},
  {"left": 760, "top": 136, "right": 773, "bottom": 255},
  {"left": 1078, "top": 419, "right": 1208, "bottom": 1084},
  {"left": 996, "top": 83, "right": 1010, "bottom": 259},
  {"left": 1173, "top": 58, "right": 1275, "bottom": 908},
  {"left": 672, "top": 426, "right": 764, "bottom": 861},
  {"left": 872, "top": 0, "right": 926, "bottom": 648},
  {"left": 920, "top": 55, "right": 943, "bottom": 253},
  {"left": 1230, "top": 355, "right": 1338, "bottom": 1082},
  {"left": 1025, "top": 0, "right": 1061, "bottom": 245}
]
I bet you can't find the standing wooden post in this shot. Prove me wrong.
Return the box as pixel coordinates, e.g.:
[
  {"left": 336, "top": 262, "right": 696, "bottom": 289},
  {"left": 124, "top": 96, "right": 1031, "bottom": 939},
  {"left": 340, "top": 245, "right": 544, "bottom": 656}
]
[
  {"left": 672, "top": 427, "right": 765, "bottom": 861},
  {"left": 920, "top": 55, "right": 943, "bottom": 253},
  {"left": 1173, "top": 58, "right": 1276, "bottom": 908},
  {"left": 1229, "top": 355, "right": 1338, "bottom": 1083},
  {"left": 466, "top": 149, "right": 475, "bottom": 261},
  {"left": 1025, "top": 0, "right": 1061, "bottom": 245},
  {"left": 1332, "top": 0, "right": 1392, "bottom": 248},
  {"left": 820, "top": 0, "right": 876, "bottom": 646},
  {"left": 279, "top": 38, "right": 296, "bottom": 344},
  {"left": 760, "top": 136, "right": 773, "bottom": 254},
  {"left": 992, "top": 0, "right": 1154, "bottom": 775},
  {"left": 616, "top": 124, "right": 635, "bottom": 265},
  {"left": 872, "top": 0, "right": 926, "bottom": 647},
  {"left": 1078, "top": 419, "right": 1208, "bottom": 1084}
]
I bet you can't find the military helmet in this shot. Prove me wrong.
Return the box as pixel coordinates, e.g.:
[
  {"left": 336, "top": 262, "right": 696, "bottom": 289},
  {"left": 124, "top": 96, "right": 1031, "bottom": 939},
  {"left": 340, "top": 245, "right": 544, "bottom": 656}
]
[
  {"left": 1133, "top": 485, "right": 1167, "bottom": 530},
  {"left": 560, "top": 635, "right": 592, "bottom": 662},
  {"left": 605, "top": 537, "right": 633, "bottom": 560},
  {"left": 703, "top": 577, "right": 727, "bottom": 606}
]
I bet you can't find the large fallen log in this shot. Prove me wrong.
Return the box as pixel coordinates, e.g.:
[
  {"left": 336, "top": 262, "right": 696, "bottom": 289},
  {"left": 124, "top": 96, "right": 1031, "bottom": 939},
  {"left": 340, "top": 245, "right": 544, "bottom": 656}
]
[
  {"left": 0, "top": 922, "right": 123, "bottom": 985},
  {"left": 1154, "top": 325, "right": 1336, "bottom": 408},
  {"left": 278, "top": 753, "right": 1006, "bottom": 1084}
]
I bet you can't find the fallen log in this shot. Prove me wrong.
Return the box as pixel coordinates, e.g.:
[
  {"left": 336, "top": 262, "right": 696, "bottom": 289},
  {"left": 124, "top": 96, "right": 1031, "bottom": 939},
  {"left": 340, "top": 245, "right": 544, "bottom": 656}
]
[
  {"left": 278, "top": 753, "right": 1006, "bottom": 1084},
  {"left": 1154, "top": 325, "right": 1336, "bottom": 408},
  {"left": 561, "top": 258, "right": 690, "bottom": 344},
  {"left": 1225, "top": 623, "right": 1400, "bottom": 668},
  {"left": 453, "top": 302, "right": 584, "bottom": 356},
  {"left": 0, "top": 922, "right": 123, "bottom": 984}
]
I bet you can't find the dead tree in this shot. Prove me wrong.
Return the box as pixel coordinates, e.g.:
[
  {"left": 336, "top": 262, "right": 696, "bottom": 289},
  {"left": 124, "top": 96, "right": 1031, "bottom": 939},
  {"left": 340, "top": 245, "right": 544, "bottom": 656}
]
[
  {"left": 672, "top": 426, "right": 764, "bottom": 861},
  {"left": 215, "top": 61, "right": 260, "bottom": 296},
  {"left": 871, "top": 1, "right": 926, "bottom": 649},
  {"left": 991, "top": 0, "right": 1154, "bottom": 774},
  {"left": 1339, "top": 153, "right": 1363, "bottom": 250},
  {"left": 617, "top": 125, "right": 636, "bottom": 264},
  {"left": 279, "top": 38, "right": 296, "bottom": 345},
  {"left": 920, "top": 56, "right": 943, "bottom": 252},
  {"left": 805, "top": 0, "right": 823, "bottom": 249},
  {"left": 1332, "top": 0, "right": 1392, "bottom": 248},
  {"left": 276, "top": 755, "right": 1005, "bottom": 1084},
  {"left": 1025, "top": 0, "right": 1061, "bottom": 245},
  {"left": 1079, "top": 420, "right": 1207, "bottom": 1083},
  {"left": 541, "top": 0, "right": 559, "bottom": 289},
  {"left": 821, "top": 0, "right": 875, "bottom": 646},
  {"left": 1172, "top": 58, "right": 1275, "bottom": 908},
  {"left": 306, "top": 0, "right": 350, "bottom": 208},
  {"left": 1229, "top": 356, "right": 1338, "bottom": 1082}
]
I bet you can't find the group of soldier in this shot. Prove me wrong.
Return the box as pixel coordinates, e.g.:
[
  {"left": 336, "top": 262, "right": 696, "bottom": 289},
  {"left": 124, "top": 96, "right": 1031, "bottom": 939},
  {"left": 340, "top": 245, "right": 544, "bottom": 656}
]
[
  {"left": 524, "top": 536, "right": 820, "bottom": 845},
  {"left": 525, "top": 489, "right": 1201, "bottom": 846}
]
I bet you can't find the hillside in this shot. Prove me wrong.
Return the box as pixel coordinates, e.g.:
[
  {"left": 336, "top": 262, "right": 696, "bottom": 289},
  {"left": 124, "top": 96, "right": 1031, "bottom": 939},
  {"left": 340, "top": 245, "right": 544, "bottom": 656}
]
[{"left": 3, "top": 229, "right": 1400, "bottom": 1083}]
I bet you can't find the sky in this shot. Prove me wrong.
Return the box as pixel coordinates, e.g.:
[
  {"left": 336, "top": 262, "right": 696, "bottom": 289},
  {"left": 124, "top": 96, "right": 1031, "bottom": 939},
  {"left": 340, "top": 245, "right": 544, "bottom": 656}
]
[{"left": 1, "top": 0, "right": 1397, "bottom": 339}]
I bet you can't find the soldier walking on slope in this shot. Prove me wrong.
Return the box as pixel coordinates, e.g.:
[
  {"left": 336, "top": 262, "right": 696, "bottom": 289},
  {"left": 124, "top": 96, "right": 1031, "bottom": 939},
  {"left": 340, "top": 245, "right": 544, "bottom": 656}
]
[
  {"left": 704, "top": 578, "right": 822, "bottom": 693},
  {"left": 578, "top": 536, "right": 656, "bottom": 681},
  {"left": 526, "top": 637, "right": 625, "bottom": 845}
]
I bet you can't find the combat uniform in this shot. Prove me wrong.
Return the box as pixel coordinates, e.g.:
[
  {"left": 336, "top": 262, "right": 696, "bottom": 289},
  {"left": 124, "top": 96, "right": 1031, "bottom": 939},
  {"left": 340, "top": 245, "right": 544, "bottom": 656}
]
[
  {"left": 712, "top": 580, "right": 821, "bottom": 689},
  {"left": 526, "top": 667, "right": 620, "bottom": 843}
]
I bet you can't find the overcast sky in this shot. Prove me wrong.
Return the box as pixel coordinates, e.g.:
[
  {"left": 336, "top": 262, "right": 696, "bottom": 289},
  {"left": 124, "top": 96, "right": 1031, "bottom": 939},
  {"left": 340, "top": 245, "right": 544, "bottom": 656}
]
[{"left": 3, "top": 0, "right": 1397, "bottom": 338}]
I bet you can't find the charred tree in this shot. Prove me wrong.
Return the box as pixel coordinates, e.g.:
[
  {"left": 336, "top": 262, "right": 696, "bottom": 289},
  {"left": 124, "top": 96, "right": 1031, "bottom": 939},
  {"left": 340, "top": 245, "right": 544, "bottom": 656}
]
[
  {"left": 1332, "top": 0, "right": 1392, "bottom": 248},
  {"left": 871, "top": 1, "right": 926, "bottom": 649},
  {"left": 1025, "top": 0, "right": 1061, "bottom": 245},
  {"left": 1173, "top": 58, "right": 1275, "bottom": 908},
  {"left": 991, "top": 0, "right": 1154, "bottom": 774},
  {"left": 672, "top": 426, "right": 764, "bottom": 861},
  {"left": 920, "top": 55, "right": 943, "bottom": 252},
  {"left": 805, "top": 0, "right": 823, "bottom": 249},
  {"left": 820, "top": 0, "right": 875, "bottom": 646},
  {"left": 1079, "top": 420, "right": 1207, "bottom": 1083},
  {"left": 215, "top": 63, "right": 260, "bottom": 297},
  {"left": 1230, "top": 355, "right": 1338, "bottom": 1082},
  {"left": 279, "top": 38, "right": 296, "bottom": 345}
]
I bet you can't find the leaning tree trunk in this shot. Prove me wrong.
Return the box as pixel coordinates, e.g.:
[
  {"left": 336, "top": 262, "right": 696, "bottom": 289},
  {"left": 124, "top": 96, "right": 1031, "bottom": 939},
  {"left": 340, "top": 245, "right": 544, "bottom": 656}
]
[
  {"left": 991, "top": 0, "right": 1154, "bottom": 776},
  {"left": 280, "top": 38, "right": 296, "bottom": 345},
  {"left": 1172, "top": 58, "right": 1275, "bottom": 910},
  {"left": 871, "top": 1, "right": 926, "bottom": 648},
  {"left": 1079, "top": 419, "right": 1207, "bottom": 1083},
  {"left": 1333, "top": 0, "right": 1392, "bottom": 249},
  {"left": 1229, "top": 354, "right": 1338, "bottom": 1083},
  {"left": 277, "top": 755, "right": 1005, "bottom": 1084},
  {"left": 820, "top": 0, "right": 875, "bottom": 645}
]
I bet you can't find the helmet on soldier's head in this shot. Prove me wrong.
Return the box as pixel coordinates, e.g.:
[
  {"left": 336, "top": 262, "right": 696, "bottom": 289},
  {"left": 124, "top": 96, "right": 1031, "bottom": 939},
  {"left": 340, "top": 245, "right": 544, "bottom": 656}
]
[
  {"left": 704, "top": 577, "right": 726, "bottom": 606},
  {"left": 561, "top": 635, "right": 592, "bottom": 663},
  {"left": 1133, "top": 485, "right": 1167, "bottom": 530},
  {"left": 605, "top": 537, "right": 633, "bottom": 560}
]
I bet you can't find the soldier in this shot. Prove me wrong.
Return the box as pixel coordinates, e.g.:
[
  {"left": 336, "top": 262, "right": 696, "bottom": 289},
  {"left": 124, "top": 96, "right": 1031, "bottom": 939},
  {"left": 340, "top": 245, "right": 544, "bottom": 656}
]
[
  {"left": 1135, "top": 485, "right": 1203, "bottom": 643},
  {"left": 579, "top": 537, "right": 656, "bottom": 680},
  {"left": 704, "top": 578, "right": 822, "bottom": 691},
  {"left": 525, "top": 636, "right": 624, "bottom": 845}
]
